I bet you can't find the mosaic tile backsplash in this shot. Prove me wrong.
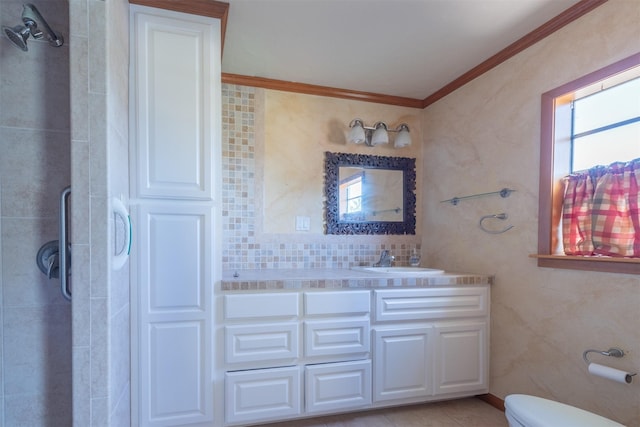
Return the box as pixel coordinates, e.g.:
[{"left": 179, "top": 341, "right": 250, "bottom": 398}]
[{"left": 221, "top": 84, "right": 420, "bottom": 271}]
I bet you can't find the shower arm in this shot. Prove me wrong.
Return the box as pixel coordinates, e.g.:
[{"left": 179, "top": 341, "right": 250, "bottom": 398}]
[
  {"left": 22, "top": 19, "right": 42, "bottom": 39},
  {"left": 22, "top": 3, "right": 63, "bottom": 47}
]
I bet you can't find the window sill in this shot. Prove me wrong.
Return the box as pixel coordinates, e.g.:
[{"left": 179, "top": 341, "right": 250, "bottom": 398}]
[{"left": 530, "top": 254, "right": 640, "bottom": 274}]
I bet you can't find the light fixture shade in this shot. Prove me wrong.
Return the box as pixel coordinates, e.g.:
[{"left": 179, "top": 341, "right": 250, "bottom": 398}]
[
  {"left": 394, "top": 124, "right": 411, "bottom": 148},
  {"left": 348, "top": 119, "right": 366, "bottom": 144},
  {"left": 371, "top": 122, "right": 389, "bottom": 145}
]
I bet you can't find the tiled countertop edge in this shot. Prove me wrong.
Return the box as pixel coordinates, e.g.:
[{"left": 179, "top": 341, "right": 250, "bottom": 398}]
[{"left": 220, "top": 269, "right": 494, "bottom": 291}]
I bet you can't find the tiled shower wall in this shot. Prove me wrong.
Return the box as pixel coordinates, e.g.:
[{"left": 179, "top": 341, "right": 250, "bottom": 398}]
[
  {"left": 69, "top": 0, "right": 130, "bottom": 425},
  {"left": 221, "top": 84, "right": 420, "bottom": 271}
]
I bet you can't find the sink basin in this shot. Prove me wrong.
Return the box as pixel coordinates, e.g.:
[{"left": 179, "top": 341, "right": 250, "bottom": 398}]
[{"left": 352, "top": 266, "right": 444, "bottom": 275}]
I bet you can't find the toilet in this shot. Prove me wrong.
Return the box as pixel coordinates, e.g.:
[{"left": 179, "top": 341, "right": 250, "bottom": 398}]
[{"left": 505, "top": 394, "right": 625, "bottom": 427}]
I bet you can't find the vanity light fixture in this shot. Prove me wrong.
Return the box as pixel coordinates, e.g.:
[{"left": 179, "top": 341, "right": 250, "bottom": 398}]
[{"left": 348, "top": 119, "right": 412, "bottom": 148}]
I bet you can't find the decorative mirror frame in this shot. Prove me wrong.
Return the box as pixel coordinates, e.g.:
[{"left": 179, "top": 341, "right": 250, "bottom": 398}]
[{"left": 324, "top": 151, "right": 416, "bottom": 235}]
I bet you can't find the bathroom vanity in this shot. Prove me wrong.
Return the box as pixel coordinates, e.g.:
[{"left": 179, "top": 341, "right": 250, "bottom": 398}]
[{"left": 219, "top": 269, "right": 492, "bottom": 426}]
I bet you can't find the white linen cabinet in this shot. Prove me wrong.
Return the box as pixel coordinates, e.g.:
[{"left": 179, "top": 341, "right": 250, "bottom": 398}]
[{"left": 129, "top": 4, "right": 221, "bottom": 426}]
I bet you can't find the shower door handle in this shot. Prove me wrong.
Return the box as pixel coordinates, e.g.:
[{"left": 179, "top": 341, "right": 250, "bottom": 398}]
[{"left": 59, "top": 186, "right": 71, "bottom": 301}]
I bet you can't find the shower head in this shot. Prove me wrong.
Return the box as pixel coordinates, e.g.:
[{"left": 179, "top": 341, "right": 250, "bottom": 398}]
[
  {"left": 2, "top": 3, "right": 63, "bottom": 51},
  {"left": 3, "top": 24, "right": 30, "bottom": 51}
]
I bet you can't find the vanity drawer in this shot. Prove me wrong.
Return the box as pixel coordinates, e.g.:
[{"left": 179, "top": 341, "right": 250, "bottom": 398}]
[
  {"left": 305, "top": 360, "right": 372, "bottom": 414},
  {"left": 225, "top": 322, "right": 299, "bottom": 364},
  {"left": 304, "top": 319, "right": 370, "bottom": 358},
  {"left": 304, "top": 291, "right": 370, "bottom": 316},
  {"left": 224, "top": 293, "right": 299, "bottom": 320},
  {"left": 374, "top": 287, "right": 488, "bottom": 322},
  {"left": 225, "top": 366, "right": 302, "bottom": 425}
]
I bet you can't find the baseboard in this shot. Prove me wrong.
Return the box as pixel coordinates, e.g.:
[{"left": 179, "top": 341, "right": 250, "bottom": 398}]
[{"left": 476, "top": 393, "right": 505, "bottom": 412}]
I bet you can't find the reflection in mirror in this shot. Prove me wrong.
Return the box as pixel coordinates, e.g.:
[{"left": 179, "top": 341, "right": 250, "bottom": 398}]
[
  {"left": 325, "top": 152, "right": 416, "bottom": 235},
  {"left": 339, "top": 168, "right": 404, "bottom": 222}
]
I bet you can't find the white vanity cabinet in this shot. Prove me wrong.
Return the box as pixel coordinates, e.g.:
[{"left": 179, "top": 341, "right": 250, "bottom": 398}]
[
  {"left": 222, "top": 290, "right": 372, "bottom": 425},
  {"left": 303, "top": 291, "right": 372, "bottom": 414},
  {"left": 303, "top": 291, "right": 370, "bottom": 360},
  {"left": 223, "top": 293, "right": 301, "bottom": 425},
  {"left": 372, "top": 286, "right": 489, "bottom": 404},
  {"left": 221, "top": 284, "right": 490, "bottom": 426},
  {"left": 224, "top": 293, "right": 300, "bottom": 367}
]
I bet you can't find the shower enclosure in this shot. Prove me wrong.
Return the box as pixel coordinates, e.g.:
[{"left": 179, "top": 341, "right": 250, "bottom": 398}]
[
  {"left": 0, "top": 0, "right": 72, "bottom": 424},
  {"left": 3, "top": 0, "right": 138, "bottom": 424}
]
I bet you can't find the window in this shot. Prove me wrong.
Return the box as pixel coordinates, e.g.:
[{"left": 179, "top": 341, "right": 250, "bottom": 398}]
[
  {"left": 571, "top": 76, "right": 640, "bottom": 171},
  {"left": 537, "top": 52, "right": 640, "bottom": 274}
]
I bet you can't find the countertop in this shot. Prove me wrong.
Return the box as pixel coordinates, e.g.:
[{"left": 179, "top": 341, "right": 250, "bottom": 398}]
[{"left": 221, "top": 268, "right": 493, "bottom": 291}]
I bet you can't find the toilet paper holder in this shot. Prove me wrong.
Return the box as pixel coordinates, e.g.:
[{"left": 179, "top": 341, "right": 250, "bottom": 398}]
[
  {"left": 582, "top": 347, "right": 625, "bottom": 364},
  {"left": 583, "top": 347, "right": 637, "bottom": 384}
]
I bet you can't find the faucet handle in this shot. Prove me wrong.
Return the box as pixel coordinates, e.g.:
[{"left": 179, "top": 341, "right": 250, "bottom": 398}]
[{"left": 409, "top": 250, "right": 421, "bottom": 266}]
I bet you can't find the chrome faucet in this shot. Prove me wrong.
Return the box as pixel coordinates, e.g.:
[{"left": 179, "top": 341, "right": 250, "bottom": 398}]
[{"left": 373, "top": 250, "right": 394, "bottom": 267}]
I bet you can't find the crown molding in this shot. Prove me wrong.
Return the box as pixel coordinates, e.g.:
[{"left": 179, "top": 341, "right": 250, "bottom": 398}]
[
  {"left": 221, "top": 0, "right": 608, "bottom": 109},
  {"left": 221, "top": 73, "right": 424, "bottom": 108},
  {"left": 421, "top": 0, "right": 609, "bottom": 108}
]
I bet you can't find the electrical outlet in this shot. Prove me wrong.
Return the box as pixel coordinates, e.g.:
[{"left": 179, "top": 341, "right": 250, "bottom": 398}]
[{"left": 295, "top": 216, "right": 310, "bottom": 231}]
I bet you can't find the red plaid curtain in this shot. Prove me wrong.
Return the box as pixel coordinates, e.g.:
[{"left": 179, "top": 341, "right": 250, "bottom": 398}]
[{"left": 562, "top": 158, "right": 640, "bottom": 257}]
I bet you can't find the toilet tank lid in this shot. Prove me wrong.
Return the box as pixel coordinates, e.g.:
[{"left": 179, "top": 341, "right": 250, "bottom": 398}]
[{"left": 504, "top": 395, "right": 624, "bottom": 427}]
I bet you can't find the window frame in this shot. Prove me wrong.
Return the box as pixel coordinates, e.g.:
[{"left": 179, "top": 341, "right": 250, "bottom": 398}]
[
  {"left": 344, "top": 173, "right": 363, "bottom": 214},
  {"left": 537, "top": 52, "right": 640, "bottom": 275},
  {"left": 339, "top": 171, "right": 365, "bottom": 221}
]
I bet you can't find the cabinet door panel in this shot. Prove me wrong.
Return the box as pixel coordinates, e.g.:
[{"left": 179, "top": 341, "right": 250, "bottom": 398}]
[
  {"left": 225, "top": 323, "right": 299, "bottom": 364},
  {"left": 434, "top": 321, "right": 488, "bottom": 395},
  {"left": 139, "top": 205, "right": 212, "bottom": 313},
  {"left": 305, "top": 319, "right": 370, "bottom": 358},
  {"left": 305, "top": 360, "right": 372, "bottom": 414},
  {"left": 131, "top": 6, "right": 220, "bottom": 200},
  {"left": 136, "top": 203, "right": 213, "bottom": 425},
  {"left": 225, "top": 367, "right": 302, "bottom": 425},
  {"left": 373, "top": 327, "right": 432, "bottom": 402},
  {"left": 145, "top": 322, "right": 208, "bottom": 424}
]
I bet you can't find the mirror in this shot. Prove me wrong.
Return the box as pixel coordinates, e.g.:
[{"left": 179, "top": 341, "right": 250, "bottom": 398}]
[{"left": 324, "top": 152, "right": 416, "bottom": 234}]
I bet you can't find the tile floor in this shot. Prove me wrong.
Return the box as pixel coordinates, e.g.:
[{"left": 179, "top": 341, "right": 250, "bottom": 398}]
[{"left": 264, "top": 397, "right": 508, "bottom": 427}]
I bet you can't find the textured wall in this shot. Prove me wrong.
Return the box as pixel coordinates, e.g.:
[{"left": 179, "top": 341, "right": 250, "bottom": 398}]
[
  {"left": 222, "top": 85, "right": 424, "bottom": 272},
  {"left": 421, "top": 1, "right": 640, "bottom": 424},
  {"left": 261, "top": 90, "right": 422, "bottom": 234}
]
